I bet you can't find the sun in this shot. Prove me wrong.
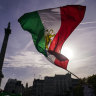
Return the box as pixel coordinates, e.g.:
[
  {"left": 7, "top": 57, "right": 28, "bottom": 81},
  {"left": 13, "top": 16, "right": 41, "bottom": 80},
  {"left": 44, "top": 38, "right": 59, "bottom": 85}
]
[{"left": 61, "top": 46, "right": 74, "bottom": 59}]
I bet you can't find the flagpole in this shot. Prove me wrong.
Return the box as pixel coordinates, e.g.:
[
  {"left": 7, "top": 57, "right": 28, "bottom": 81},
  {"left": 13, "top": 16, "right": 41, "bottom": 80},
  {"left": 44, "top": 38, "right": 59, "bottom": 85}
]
[
  {"left": 66, "top": 69, "right": 91, "bottom": 86},
  {"left": 66, "top": 69, "right": 81, "bottom": 80}
]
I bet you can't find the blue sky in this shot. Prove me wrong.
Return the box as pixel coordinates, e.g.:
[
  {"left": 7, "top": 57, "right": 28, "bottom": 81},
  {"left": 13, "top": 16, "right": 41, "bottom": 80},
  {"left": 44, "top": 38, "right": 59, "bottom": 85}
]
[{"left": 0, "top": 0, "right": 96, "bottom": 89}]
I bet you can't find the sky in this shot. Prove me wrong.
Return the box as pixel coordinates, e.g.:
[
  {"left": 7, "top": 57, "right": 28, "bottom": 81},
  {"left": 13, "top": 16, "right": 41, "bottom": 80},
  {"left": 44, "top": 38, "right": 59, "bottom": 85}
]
[{"left": 0, "top": 0, "right": 96, "bottom": 89}]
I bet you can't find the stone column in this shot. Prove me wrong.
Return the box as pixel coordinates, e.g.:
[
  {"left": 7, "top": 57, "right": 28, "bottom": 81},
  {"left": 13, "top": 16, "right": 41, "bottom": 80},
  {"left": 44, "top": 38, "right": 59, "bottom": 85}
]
[{"left": 0, "top": 22, "right": 11, "bottom": 86}]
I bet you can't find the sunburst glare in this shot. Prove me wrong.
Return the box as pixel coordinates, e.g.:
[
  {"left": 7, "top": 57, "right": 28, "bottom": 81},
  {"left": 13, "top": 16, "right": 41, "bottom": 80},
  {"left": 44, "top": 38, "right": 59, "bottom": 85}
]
[{"left": 61, "top": 46, "right": 74, "bottom": 59}]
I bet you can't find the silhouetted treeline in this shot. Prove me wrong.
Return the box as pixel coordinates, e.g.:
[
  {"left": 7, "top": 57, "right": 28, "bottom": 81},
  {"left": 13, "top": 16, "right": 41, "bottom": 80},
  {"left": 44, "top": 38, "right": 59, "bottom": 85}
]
[
  {"left": 73, "top": 85, "right": 84, "bottom": 96},
  {"left": 86, "top": 74, "right": 96, "bottom": 95},
  {"left": 73, "top": 74, "right": 96, "bottom": 96}
]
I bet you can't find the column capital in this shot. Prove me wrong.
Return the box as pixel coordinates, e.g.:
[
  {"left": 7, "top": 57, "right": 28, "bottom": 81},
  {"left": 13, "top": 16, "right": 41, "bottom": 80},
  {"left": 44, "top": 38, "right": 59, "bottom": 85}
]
[{"left": 5, "top": 22, "right": 11, "bottom": 35}]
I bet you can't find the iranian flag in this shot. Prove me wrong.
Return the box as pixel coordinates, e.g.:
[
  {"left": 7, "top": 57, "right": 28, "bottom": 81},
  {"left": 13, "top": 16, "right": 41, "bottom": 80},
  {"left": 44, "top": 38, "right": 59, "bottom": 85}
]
[{"left": 18, "top": 5, "right": 86, "bottom": 69}]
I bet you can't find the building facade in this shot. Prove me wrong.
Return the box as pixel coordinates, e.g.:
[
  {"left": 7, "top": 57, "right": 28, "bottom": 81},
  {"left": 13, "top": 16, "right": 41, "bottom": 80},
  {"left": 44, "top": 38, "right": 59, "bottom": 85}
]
[
  {"left": 23, "top": 73, "right": 79, "bottom": 96},
  {"left": 4, "top": 78, "right": 24, "bottom": 95}
]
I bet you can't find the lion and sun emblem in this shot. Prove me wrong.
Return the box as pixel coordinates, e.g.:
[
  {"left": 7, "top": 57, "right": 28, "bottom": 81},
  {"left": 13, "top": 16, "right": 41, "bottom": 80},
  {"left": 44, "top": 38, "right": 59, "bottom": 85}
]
[{"left": 45, "top": 29, "right": 55, "bottom": 50}]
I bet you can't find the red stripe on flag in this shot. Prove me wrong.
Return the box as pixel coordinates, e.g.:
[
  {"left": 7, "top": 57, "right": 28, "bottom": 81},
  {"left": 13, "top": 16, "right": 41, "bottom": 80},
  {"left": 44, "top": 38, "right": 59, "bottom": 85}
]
[
  {"left": 48, "top": 50, "right": 69, "bottom": 69},
  {"left": 48, "top": 5, "right": 86, "bottom": 69},
  {"left": 55, "top": 59, "right": 69, "bottom": 69}
]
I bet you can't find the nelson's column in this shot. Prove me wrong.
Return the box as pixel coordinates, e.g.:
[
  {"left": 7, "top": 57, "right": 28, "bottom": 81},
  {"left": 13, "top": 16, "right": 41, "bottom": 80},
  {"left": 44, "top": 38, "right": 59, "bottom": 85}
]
[{"left": 0, "top": 23, "right": 11, "bottom": 86}]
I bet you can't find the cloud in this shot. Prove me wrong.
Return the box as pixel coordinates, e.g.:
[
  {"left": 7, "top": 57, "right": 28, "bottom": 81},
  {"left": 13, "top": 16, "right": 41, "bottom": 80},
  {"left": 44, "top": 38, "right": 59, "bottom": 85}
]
[
  {"left": 77, "top": 21, "right": 96, "bottom": 30},
  {"left": 0, "top": 5, "right": 3, "bottom": 10},
  {"left": 22, "top": 41, "right": 33, "bottom": 51},
  {"left": 4, "top": 51, "right": 52, "bottom": 69},
  {"left": 67, "top": 54, "right": 96, "bottom": 78},
  {"left": 76, "top": 27, "right": 96, "bottom": 31},
  {"left": 81, "top": 21, "right": 96, "bottom": 24},
  {"left": 75, "top": 0, "right": 85, "bottom": 4}
]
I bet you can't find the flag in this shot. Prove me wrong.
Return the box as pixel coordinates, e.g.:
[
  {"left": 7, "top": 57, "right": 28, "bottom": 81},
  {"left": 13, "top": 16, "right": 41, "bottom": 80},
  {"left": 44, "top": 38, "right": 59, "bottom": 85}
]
[
  {"left": 18, "top": 5, "right": 86, "bottom": 69},
  {"left": 0, "top": 92, "right": 21, "bottom": 96}
]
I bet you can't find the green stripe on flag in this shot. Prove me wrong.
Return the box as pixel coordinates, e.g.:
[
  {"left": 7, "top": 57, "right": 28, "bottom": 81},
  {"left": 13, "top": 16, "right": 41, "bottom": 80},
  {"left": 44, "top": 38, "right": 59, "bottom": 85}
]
[
  {"left": 18, "top": 11, "right": 47, "bottom": 56},
  {"left": 0, "top": 92, "right": 21, "bottom": 96}
]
